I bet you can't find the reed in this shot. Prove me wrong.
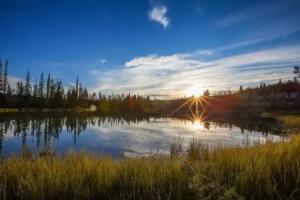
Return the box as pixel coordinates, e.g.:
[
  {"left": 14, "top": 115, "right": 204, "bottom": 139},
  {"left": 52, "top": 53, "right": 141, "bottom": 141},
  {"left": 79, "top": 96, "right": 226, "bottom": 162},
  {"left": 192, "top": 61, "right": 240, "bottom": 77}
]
[
  {"left": 0, "top": 135, "right": 300, "bottom": 199},
  {"left": 279, "top": 115, "right": 300, "bottom": 129}
]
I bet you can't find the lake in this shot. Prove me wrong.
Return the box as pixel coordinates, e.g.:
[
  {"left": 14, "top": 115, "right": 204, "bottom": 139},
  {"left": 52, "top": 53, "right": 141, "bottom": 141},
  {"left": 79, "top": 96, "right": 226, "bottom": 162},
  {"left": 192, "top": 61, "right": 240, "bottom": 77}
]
[{"left": 0, "top": 112, "right": 287, "bottom": 157}]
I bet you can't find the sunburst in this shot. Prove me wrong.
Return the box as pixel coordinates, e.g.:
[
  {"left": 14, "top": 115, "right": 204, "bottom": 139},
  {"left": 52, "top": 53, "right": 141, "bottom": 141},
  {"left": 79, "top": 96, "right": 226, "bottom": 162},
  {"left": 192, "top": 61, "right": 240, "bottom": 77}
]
[{"left": 170, "top": 91, "right": 220, "bottom": 125}]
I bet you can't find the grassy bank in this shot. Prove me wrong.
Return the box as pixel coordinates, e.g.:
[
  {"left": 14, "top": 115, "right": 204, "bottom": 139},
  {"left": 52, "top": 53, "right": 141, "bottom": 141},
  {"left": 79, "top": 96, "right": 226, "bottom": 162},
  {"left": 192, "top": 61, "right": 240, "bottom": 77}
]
[
  {"left": 0, "top": 108, "right": 19, "bottom": 113},
  {"left": 1, "top": 137, "right": 300, "bottom": 200},
  {"left": 0, "top": 107, "right": 97, "bottom": 113},
  {"left": 278, "top": 115, "right": 300, "bottom": 129}
]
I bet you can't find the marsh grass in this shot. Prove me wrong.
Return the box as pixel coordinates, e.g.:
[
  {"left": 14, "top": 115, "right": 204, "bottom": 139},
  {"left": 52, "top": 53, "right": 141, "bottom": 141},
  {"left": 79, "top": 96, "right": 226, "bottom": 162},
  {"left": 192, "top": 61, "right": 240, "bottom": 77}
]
[
  {"left": 279, "top": 115, "right": 300, "bottom": 129},
  {"left": 1, "top": 136, "right": 300, "bottom": 199}
]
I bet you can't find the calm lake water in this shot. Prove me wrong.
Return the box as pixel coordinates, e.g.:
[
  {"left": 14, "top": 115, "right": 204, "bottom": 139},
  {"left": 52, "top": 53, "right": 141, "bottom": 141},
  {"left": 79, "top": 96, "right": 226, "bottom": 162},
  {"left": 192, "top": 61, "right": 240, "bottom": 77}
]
[{"left": 0, "top": 112, "right": 287, "bottom": 157}]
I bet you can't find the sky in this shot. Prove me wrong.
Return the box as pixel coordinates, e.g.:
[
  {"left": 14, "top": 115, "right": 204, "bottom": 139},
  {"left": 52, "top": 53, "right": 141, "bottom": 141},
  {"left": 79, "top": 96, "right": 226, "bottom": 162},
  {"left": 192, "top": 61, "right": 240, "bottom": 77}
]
[{"left": 1, "top": 0, "right": 300, "bottom": 97}]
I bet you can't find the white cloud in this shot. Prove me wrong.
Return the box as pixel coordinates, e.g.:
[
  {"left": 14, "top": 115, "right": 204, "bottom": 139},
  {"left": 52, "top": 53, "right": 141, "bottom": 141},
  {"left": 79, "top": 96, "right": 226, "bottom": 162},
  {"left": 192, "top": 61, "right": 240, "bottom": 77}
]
[
  {"left": 8, "top": 75, "right": 23, "bottom": 89},
  {"left": 90, "top": 44, "right": 300, "bottom": 96},
  {"left": 125, "top": 54, "right": 199, "bottom": 69},
  {"left": 148, "top": 5, "right": 170, "bottom": 28}
]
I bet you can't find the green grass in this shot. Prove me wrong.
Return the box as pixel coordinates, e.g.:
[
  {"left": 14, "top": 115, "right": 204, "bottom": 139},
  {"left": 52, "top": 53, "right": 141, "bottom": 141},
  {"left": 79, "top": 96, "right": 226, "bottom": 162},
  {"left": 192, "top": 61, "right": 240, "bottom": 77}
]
[{"left": 1, "top": 136, "right": 300, "bottom": 200}]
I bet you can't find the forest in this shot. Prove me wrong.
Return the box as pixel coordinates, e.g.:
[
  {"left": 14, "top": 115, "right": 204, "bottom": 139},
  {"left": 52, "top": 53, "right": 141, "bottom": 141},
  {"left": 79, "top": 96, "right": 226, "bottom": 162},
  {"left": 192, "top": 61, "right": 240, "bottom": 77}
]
[
  {"left": 0, "top": 60, "right": 154, "bottom": 112},
  {"left": 1, "top": 59, "right": 300, "bottom": 114}
]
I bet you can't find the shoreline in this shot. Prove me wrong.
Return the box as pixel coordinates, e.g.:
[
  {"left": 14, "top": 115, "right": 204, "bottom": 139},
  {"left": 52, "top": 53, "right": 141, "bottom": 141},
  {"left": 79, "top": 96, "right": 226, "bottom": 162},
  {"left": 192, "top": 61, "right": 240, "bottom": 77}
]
[{"left": 0, "top": 108, "right": 97, "bottom": 113}]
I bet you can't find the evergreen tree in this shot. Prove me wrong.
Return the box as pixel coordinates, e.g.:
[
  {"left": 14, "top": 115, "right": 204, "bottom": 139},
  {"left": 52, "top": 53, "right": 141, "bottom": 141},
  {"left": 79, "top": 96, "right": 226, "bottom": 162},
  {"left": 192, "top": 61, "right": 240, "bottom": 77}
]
[
  {"left": 38, "top": 73, "right": 44, "bottom": 98},
  {"left": 203, "top": 89, "right": 210, "bottom": 96},
  {"left": 33, "top": 80, "right": 38, "bottom": 99},
  {"left": 75, "top": 76, "right": 79, "bottom": 100},
  {"left": 6, "top": 83, "right": 12, "bottom": 97},
  {"left": 3, "top": 60, "right": 8, "bottom": 94},
  {"left": 239, "top": 85, "right": 243, "bottom": 94},
  {"left": 17, "top": 81, "right": 25, "bottom": 97},
  {"left": 25, "top": 70, "right": 31, "bottom": 96},
  {"left": 50, "top": 79, "right": 55, "bottom": 99},
  {"left": 0, "top": 59, "right": 3, "bottom": 94},
  {"left": 46, "top": 73, "right": 51, "bottom": 99}
]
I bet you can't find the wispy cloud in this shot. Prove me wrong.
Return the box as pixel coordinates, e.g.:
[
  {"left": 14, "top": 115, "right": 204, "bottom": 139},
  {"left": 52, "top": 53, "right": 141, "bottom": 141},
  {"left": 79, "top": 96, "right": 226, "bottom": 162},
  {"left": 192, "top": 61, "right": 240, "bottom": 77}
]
[
  {"left": 215, "top": 3, "right": 281, "bottom": 28},
  {"left": 191, "top": 27, "right": 300, "bottom": 60},
  {"left": 215, "top": 0, "right": 300, "bottom": 45},
  {"left": 90, "top": 44, "right": 300, "bottom": 96},
  {"left": 148, "top": 4, "right": 170, "bottom": 28}
]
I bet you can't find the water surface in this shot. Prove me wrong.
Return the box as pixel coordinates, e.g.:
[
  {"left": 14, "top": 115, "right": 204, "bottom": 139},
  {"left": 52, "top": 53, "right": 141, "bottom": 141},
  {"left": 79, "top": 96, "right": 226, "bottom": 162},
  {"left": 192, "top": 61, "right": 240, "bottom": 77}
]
[{"left": 0, "top": 113, "right": 286, "bottom": 157}]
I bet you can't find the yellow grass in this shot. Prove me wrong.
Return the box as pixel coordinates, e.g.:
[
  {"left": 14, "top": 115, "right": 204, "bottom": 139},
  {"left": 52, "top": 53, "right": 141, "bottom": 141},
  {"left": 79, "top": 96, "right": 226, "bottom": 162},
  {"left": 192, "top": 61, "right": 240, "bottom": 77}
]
[
  {"left": 0, "top": 108, "right": 19, "bottom": 113},
  {"left": 1, "top": 135, "right": 300, "bottom": 199},
  {"left": 279, "top": 115, "right": 300, "bottom": 129}
]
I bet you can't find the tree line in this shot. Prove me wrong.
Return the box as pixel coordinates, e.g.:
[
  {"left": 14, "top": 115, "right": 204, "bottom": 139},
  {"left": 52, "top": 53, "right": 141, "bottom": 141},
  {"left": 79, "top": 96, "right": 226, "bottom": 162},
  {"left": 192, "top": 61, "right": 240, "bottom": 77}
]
[
  {"left": 0, "top": 60, "right": 155, "bottom": 113},
  {"left": 0, "top": 59, "right": 89, "bottom": 108},
  {"left": 1, "top": 59, "right": 299, "bottom": 113},
  {"left": 237, "top": 79, "right": 300, "bottom": 109}
]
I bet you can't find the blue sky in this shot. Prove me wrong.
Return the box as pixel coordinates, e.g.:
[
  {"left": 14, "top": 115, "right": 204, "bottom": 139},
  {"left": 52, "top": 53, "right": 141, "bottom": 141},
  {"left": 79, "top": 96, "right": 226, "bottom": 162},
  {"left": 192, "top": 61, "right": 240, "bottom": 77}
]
[{"left": 1, "top": 0, "right": 300, "bottom": 96}]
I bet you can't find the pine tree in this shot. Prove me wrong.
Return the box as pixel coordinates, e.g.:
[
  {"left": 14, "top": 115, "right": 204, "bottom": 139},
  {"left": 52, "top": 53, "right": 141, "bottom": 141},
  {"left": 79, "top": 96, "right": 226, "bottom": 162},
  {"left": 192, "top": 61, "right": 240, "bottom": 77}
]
[
  {"left": 38, "top": 73, "right": 44, "bottom": 98},
  {"left": 3, "top": 60, "right": 8, "bottom": 94},
  {"left": 0, "top": 59, "right": 3, "bottom": 94},
  {"left": 239, "top": 85, "right": 243, "bottom": 94},
  {"left": 25, "top": 70, "right": 31, "bottom": 96},
  {"left": 75, "top": 76, "right": 79, "bottom": 100},
  {"left": 203, "top": 89, "right": 210, "bottom": 96},
  {"left": 17, "top": 81, "right": 25, "bottom": 97},
  {"left": 46, "top": 73, "right": 51, "bottom": 99},
  {"left": 6, "top": 83, "right": 12, "bottom": 97},
  {"left": 50, "top": 79, "right": 55, "bottom": 99},
  {"left": 58, "top": 79, "right": 63, "bottom": 101},
  {"left": 33, "top": 80, "right": 38, "bottom": 98}
]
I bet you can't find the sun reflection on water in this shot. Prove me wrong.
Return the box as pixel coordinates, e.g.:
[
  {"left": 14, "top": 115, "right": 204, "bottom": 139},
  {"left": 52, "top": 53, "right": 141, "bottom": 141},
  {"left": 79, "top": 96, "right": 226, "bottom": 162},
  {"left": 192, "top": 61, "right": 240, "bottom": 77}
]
[
  {"left": 170, "top": 93, "right": 214, "bottom": 130},
  {"left": 191, "top": 119, "right": 203, "bottom": 130}
]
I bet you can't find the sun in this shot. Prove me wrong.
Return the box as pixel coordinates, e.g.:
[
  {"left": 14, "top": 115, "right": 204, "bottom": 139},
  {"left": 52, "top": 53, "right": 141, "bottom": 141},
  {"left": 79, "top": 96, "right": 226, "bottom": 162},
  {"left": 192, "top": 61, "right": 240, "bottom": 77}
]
[
  {"left": 186, "top": 86, "right": 203, "bottom": 98},
  {"left": 191, "top": 119, "right": 203, "bottom": 130}
]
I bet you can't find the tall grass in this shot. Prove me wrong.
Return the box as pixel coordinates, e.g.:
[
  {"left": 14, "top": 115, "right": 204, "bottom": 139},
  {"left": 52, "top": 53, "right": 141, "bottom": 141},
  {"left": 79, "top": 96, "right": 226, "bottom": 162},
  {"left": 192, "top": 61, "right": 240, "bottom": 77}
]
[
  {"left": 1, "top": 136, "right": 300, "bottom": 199},
  {"left": 279, "top": 115, "right": 300, "bottom": 129}
]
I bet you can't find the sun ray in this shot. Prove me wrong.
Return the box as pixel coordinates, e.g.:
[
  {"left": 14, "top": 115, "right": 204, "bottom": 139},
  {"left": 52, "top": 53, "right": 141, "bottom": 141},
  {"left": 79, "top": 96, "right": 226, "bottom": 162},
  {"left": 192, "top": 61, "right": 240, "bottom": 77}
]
[
  {"left": 169, "top": 89, "right": 223, "bottom": 129},
  {"left": 169, "top": 97, "right": 194, "bottom": 116}
]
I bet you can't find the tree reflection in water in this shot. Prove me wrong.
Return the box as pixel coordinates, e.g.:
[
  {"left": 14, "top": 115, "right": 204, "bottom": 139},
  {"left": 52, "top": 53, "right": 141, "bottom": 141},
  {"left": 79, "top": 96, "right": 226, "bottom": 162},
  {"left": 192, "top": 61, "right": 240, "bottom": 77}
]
[{"left": 0, "top": 112, "right": 284, "bottom": 156}]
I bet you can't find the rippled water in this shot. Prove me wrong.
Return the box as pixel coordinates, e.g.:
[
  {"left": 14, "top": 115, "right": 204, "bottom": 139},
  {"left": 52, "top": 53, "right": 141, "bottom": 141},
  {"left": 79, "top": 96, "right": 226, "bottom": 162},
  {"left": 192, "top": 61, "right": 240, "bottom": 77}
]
[{"left": 0, "top": 112, "right": 286, "bottom": 157}]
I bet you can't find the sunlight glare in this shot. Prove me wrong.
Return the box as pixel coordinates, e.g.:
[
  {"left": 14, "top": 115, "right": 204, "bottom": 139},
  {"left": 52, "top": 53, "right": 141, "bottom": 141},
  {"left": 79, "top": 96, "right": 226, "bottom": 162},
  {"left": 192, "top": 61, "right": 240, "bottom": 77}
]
[
  {"left": 191, "top": 119, "right": 203, "bottom": 130},
  {"left": 186, "top": 86, "right": 203, "bottom": 98}
]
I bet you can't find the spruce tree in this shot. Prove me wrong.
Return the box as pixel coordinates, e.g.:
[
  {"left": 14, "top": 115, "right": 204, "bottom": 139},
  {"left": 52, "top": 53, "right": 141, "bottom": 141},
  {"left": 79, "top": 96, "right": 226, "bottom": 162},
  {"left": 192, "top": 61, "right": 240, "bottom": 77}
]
[
  {"left": 25, "top": 70, "right": 31, "bottom": 96},
  {"left": 50, "top": 79, "right": 55, "bottom": 99},
  {"left": 75, "top": 76, "right": 79, "bottom": 100},
  {"left": 17, "top": 81, "right": 25, "bottom": 97},
  {"left": 46, "top": 73, "right": 51, "bottom": 99},
  {"left": 0, "top": 60, "right": 3, "bottom": 94},
  {"left": 33, "top": 80, "right": 38, "bottom": 99},
  {"left": 3, "top": 60, "right": 8, "bottom": 94},
  {"left": 38, "top": 73, "right": 44, "bottom": 98},
  {"left": 7, "top": 83, "right": 12, "bottom": 96},
  {"left": 239, "top": 85, "right": 243, "bottom": 94}
]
